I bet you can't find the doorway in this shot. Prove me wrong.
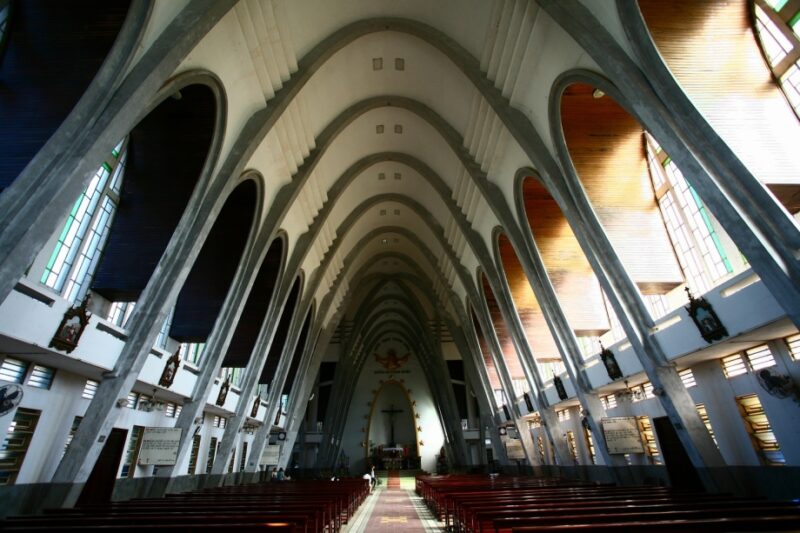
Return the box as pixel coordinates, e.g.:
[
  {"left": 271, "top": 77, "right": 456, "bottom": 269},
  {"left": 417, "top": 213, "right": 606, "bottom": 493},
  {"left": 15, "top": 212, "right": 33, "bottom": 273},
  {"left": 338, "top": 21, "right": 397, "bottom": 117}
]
[{"left": 76, "top": 427, "right": 128, "bottom": 506}]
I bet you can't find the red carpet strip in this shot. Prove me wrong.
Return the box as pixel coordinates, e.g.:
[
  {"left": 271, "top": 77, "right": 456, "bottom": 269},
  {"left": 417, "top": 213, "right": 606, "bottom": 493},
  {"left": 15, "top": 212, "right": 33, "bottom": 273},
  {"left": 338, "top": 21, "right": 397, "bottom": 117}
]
[
  {"left": 387, "top": 469, "right": 401, "bottom": 490},
  {"left": 363, "top": 488, "right": 426, "bottom": 532}
]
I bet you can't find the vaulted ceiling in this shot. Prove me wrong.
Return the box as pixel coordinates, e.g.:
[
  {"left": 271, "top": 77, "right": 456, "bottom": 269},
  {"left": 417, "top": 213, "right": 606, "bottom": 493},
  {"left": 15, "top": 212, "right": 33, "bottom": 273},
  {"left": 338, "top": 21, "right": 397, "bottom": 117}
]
[
  {"left": 172, "top": 0, "right": 554, "bottom": 364},
  {"left": 154, "top": 0, "right": 775, "bottom": 371}
]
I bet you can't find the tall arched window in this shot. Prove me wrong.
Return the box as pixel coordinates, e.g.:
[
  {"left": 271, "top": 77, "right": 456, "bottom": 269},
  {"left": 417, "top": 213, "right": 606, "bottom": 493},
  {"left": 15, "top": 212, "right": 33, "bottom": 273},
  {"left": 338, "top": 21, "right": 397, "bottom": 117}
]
[
  {"left": 753, "top": 0, "right": 800, "bottom": 117},
  {"left": 40, "top": 139, "right": 127, "bottom": 303},
  {"left": 645, "top": 133, "right": 736, "bottom": 295}
]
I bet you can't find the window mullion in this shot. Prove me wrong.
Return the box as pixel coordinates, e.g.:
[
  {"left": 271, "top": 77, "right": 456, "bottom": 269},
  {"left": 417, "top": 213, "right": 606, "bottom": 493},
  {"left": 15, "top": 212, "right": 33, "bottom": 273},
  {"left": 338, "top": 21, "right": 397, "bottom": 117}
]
[{"left": 774, "top": 47, "right": 800, "bottom": 75}]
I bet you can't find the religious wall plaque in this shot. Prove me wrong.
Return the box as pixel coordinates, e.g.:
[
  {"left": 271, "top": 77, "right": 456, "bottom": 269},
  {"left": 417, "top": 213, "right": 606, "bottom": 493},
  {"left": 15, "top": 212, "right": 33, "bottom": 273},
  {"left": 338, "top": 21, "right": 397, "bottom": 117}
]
[
  {"left": 523, "top": 392, "right": 535, "bottom": 413},
  {"left": 50, "top": 295, "right": 92, "bottom": 353},
  {"left": 158, "top": 349, "right": 181, "bottom": 388},
  {"left": 251, "top": 394, "right": 261, "bottom": 418},
  {"left": 599, "top": 344, "right": 623, "bottom": 381},
  {"left": 553, "top": 376, "right": 568, "bottom": 401},
  {"left": 216, "top": 376, "right": 230, "bottom": 406},
  {"left": 685, "top": 287, "right": 728, "bottom": 343},
  {"left": 602, "top": 417, "right": 645, "bottom": 454},
  {"left": 138, "top": 427, "right": 183, "bottom": 465}
]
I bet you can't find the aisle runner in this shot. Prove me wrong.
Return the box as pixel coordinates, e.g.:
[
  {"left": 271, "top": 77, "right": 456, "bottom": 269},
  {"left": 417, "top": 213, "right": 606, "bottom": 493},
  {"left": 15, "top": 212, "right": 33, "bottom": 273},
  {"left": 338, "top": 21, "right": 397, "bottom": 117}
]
[
  {"left": 363, "top": 489, "right": 427, "bottom": 532},
  {"left": 387, "top": 469, "right": 401, "bottom": 490}
]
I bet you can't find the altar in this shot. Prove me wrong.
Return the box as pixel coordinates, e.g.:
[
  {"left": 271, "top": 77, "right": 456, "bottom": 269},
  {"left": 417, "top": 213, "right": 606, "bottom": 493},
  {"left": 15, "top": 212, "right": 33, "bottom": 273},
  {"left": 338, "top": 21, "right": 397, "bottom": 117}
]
[{"left": 381, "top": 446, "right": 405, "bottom": 470}]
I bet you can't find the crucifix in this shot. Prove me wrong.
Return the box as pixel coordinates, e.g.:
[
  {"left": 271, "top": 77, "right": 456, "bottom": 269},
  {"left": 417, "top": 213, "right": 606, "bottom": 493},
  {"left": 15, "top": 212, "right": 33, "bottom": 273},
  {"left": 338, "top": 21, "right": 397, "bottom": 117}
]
[{"left": 381, "top": 404, "right": 403, "bottom": 447}]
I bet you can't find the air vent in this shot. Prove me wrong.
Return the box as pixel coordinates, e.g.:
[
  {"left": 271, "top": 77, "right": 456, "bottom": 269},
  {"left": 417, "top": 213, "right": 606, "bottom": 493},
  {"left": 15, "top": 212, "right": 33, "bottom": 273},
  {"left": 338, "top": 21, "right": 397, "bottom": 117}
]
[
  {"left": 82, "top": 379, "right": 99, "bottom": 400},
  {"left": 372, "top": 58, "right": 383, "bottom": 71},
  {"left": 27, "top": 365, "right": 55, "bottom": 390},
  {"left": 378, "top": 172, "right": 386, "bottom": 180},
  {"left": 394, "top": 124, "right": 403, "bottom": 134},
  {"left": 394, "top": 172, "right": 401, "bottom": 180},
  {"left": 395, "top": 58, "right": 405, "bottom": 71},
  {"left": 393, "top": 209, "right": 400, "bottom": 215},
  {"left": 376, "top": 125, "right": 384, "bottom": 134},
  {"left": 679, "top": 368, "right": 696, "bottom": 388},
  {"left": 380, "top": 209, "right": 387, "bottom": 216},
  {"left": 0, "top": 357, "right": 28, "bottom": 384}
]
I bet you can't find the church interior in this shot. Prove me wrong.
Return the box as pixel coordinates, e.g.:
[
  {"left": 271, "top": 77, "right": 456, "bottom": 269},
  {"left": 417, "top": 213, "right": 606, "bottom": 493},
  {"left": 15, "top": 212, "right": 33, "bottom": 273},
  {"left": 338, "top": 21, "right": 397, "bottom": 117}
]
[{"left": 1, "top": 0, "right": 800, "bottom": 530}]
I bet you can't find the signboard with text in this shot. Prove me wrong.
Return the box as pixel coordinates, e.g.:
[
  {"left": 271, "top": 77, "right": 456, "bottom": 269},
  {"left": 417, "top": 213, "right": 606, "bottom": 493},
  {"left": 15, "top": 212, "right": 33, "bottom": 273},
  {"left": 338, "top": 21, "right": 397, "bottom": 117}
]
[
  {"left": 260, "top": 444, "right": 281, "bottom": 466},
  {"left": 138, "top": 427, "right": 183, "bottom": 465},
  {"left": 506, "top": 439, "right": 526, "bottom": 460},
  {"left": 602, "top": 417, "right": 645, "bottom": 454}
]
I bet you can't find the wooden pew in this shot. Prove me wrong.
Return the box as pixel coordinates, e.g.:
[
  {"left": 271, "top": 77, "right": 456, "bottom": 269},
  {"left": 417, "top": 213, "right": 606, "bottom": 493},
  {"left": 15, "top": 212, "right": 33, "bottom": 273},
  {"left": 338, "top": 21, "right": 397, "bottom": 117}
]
[
  {"left": 416, "top": 473, "right": 800, "bottom": 533},
  {"left": 2, "top": 478, "right": 370, "bottom": 533},
  {"left": 511, "top": 515, "right": 800, "bottom": 532}
]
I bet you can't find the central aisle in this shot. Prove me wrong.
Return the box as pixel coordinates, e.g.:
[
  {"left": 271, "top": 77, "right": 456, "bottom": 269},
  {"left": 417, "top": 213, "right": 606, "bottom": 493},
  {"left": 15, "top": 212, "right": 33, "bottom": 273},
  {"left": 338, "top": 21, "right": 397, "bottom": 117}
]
[
  {"left": 362, "top": 489, "right": 433, "bottom": 532},
  {"left": 345, "top": 474, "right": 441, "bottom": 532}
]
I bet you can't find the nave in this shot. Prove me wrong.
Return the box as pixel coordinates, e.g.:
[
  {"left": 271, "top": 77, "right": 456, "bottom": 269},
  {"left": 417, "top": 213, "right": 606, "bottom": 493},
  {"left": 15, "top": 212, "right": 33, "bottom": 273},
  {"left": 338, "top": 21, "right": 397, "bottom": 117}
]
[
  {"left": 2, "top": 0, "right": 800, "bottom": 525},
  {"left": 4, "top": 471, "right": 800, "bottom": 531}
]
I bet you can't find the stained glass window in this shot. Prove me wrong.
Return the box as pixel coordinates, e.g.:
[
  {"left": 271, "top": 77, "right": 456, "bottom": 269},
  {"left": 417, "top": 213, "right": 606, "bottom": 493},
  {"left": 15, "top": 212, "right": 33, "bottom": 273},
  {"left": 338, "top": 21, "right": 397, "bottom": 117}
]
[{"left": 41, "top": 140, "right": 127, "bottom": 303}]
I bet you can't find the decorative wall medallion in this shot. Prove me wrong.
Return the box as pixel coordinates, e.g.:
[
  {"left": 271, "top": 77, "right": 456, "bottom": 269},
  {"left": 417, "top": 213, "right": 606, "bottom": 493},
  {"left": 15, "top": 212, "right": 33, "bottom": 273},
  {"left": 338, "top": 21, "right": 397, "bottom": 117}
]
[
  {"left": 158, "top": 348, "right": 181, "bottom": 388},
  {"left": 375, "top": 348, "right": 409, "bottom": 371},
  {"left": 685, "top": 287, "right": 728, "bottom": 343},
  {"left": 50, "top": 295, "right": 92, "bottom": 353}
]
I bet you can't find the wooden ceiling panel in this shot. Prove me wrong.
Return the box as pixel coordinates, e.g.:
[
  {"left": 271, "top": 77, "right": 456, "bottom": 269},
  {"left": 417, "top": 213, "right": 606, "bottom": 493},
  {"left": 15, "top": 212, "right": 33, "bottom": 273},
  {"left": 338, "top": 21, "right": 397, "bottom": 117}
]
[
  {"left": 560, "top": 83, "right": 683, "bottom": 293},
  {"left": 521, "top": 178, "right": 609, "bottom": 334},
  {"left": 638, "top": 0, "right": 800, "bottom": 196},
  {"left": 497, "top": 233, "right": 561, "bottom": 358},
  {"left": 470, "top": 307, "right": 502, "bottom": 390},
  {"left": 481, "top": 273, "right": 526, "bottom": 379}
]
